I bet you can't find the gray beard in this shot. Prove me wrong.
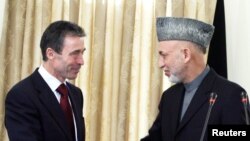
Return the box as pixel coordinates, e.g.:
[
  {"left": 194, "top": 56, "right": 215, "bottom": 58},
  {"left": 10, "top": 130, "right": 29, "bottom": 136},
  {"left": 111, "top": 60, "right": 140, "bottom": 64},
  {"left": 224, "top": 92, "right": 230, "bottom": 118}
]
[{"left": 169, "top": 74, "right": 181, "bottom": 83}]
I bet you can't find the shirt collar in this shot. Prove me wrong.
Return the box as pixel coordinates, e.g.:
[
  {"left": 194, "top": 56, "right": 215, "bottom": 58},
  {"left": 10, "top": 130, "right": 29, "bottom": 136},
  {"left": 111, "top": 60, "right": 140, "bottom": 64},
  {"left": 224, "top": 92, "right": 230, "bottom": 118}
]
[
  {"left": 38, "top": 65, "right": 66, "bottom": 92},
  {"left": 184, "top": 66, "right": 210, "bottom": 92}
]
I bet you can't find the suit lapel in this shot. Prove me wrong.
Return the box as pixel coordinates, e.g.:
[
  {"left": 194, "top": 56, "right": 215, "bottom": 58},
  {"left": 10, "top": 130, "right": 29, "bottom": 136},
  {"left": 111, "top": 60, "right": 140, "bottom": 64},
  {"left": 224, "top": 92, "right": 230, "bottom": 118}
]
[
  {"left": 67, "top": 83, "right": 84, "bottom": 141},
  {"left": 164, "top": 84, "right": 185, "bottom": 137},
  {"left": 176, "top": 69, "right": 217, "bottom": 133},
  {"left": 31, "top": 69, "right": 73, "bottom": 141}
]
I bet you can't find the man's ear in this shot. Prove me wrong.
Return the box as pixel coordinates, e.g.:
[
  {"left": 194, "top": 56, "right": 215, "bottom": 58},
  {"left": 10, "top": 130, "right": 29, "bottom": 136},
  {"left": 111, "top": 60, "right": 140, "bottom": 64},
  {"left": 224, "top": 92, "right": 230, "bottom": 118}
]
[
  {"left": 46, "top": 48, "right": 55, "bottom": 60},
  {"left": 182, "top": 48, "right": 191, "bottom": 63}
]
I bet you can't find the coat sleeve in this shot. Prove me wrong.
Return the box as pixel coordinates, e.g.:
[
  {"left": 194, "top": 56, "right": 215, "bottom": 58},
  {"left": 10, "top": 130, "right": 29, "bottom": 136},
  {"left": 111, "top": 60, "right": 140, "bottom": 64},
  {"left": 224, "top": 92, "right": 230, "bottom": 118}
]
[
  {"left": 5, "top": 88, "right": 43, "bottom": 141},
  {"left": 140, "top": 114, "right": 162, "bottom": 141},
  {"left": 220, "top": 87, "right": 247, "bottom": 124},
  {"left": 140, "top": 95, "right": 165, "bottom": 141}
]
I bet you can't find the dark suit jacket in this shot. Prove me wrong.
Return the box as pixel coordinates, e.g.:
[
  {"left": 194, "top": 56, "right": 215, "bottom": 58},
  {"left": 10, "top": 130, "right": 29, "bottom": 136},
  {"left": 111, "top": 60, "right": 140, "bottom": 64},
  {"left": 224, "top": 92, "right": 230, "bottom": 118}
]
[
  {"left": 141, "top": 69, "right": 248, "bottom": 141},
  {"left": 5, "top": 69, "right": 85, "bottom": 141}
]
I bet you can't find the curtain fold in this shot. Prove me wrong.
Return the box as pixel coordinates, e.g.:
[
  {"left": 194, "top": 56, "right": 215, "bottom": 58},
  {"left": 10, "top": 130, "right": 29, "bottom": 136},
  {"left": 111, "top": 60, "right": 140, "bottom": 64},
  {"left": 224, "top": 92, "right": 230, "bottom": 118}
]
[
  {"left": 172, "top": 0, "right": 216, "bottom": 24},
  {"left": 0, "top": 0, "right": 216, "bottom": 141}
]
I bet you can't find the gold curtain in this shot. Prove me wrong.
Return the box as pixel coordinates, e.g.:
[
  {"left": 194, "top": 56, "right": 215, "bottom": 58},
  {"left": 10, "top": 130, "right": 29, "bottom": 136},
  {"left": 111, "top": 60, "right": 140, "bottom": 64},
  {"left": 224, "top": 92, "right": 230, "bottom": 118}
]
[
  {"left": 172, "top": 0, "right": 216, "bottom": 23},
  {"left": 0, "top": 0, "right": 216, "bottom": 141}
]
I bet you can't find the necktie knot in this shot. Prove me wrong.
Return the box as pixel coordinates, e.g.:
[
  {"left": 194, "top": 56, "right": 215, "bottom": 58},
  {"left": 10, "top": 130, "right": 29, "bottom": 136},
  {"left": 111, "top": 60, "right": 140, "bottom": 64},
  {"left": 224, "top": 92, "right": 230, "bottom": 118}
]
[{"left": 56, "top": 84, "right": 68, "bottom": 97}]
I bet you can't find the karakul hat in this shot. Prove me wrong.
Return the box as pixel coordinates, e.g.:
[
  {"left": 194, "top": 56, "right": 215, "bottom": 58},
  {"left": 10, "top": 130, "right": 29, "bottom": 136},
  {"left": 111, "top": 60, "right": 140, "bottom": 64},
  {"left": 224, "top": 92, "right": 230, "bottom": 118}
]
[{"left": 156, "top": 17, "right": 215, "bottom": 47}]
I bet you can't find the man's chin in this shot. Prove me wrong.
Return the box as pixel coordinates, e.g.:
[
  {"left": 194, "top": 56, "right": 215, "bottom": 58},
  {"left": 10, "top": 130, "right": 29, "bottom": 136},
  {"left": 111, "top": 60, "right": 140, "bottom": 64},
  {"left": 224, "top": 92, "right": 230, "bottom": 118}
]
[
  {"left": 168, "top": 75, "right": 181, "bottom": 83},
  {"left": 67, "top": 75, "right": 78, "bottom": 80}
]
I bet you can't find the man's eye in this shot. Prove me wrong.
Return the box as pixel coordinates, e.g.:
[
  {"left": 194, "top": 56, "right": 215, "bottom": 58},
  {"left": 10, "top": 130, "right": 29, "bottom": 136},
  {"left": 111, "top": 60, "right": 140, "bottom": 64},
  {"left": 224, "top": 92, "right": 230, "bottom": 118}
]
[
  {"left": 161, "top": 54, "right": 167, "bottom": 57},
  {"left": 70, "top": 51, "right": 81, "bottom": 56}
]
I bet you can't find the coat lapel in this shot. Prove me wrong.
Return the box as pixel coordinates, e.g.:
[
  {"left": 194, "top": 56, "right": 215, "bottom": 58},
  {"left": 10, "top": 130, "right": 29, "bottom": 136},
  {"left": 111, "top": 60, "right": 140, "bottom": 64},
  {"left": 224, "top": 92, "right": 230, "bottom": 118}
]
[
  {"left": 31, "top": 69, "right": 73, "bottom": 141},
  {"left": 176, "top": 69, "right": 217, "bottom": 133},
  {"left": 172, "top": 85, "right": 185, "bottom": 133},
  {"left": 67, "top": 83, "right": 84, "bottom": 141},
  {"left": 163, "top": 83, "right": 185, "bottom": 138}
]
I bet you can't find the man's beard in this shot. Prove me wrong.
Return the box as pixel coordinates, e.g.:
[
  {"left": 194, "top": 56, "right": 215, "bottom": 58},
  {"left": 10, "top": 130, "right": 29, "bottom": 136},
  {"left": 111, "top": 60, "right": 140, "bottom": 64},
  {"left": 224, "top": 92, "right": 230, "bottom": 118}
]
[{"left": 168, "top": 73, "right": 182, "bottom": 83}]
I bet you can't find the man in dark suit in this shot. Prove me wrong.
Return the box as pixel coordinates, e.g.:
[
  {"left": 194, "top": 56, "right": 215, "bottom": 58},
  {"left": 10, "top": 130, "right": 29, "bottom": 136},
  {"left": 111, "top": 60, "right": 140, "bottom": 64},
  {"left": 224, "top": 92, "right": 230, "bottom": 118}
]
[
  {"left": 141, "top": 17, "right": 249, "bottom": 141},
  {"left": 5, "top": 21, "right": 86, "bottom": 141}
]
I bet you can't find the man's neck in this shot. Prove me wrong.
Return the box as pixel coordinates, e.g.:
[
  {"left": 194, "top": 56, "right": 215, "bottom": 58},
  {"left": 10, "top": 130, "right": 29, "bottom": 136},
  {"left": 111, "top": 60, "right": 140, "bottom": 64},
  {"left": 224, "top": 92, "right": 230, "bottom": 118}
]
[
  {"left": 42, "top": 62, "right": 65, "bottom": 83},
  {"left": 183, "top": 64, "right": 207, "bottom": 84}
]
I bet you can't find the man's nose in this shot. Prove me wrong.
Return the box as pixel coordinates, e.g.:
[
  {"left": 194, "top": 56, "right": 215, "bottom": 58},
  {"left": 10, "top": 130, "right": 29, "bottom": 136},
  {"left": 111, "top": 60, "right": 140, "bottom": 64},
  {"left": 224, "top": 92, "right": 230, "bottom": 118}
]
[
  {"left": 78, "top": 56, "right": 84, "bottom": 65},
  {"left": 158, "top": 57, "right": 165, "bottom": 69}
]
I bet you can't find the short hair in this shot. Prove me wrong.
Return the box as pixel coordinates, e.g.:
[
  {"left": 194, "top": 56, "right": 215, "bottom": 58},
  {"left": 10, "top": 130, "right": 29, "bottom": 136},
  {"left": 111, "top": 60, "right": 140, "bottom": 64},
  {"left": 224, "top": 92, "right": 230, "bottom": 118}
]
[
  {"left": 193, "top": 43, "right": 207, "bottom": 54},
  {"left": 40, "top": 21, "right": 86, "bottom": 61}
]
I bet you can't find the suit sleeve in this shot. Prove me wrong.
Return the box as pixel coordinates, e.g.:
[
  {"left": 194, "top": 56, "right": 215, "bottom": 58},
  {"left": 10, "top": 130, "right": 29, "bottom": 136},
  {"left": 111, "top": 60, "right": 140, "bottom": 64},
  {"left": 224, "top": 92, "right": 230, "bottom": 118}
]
[
  {"left": 141, "top": 95, "right": 164, "bottom": 141},
  {"left": 220, "top": 87, "right": 247, "bottom": 124},
  {"left": 141, "top": 114, "right": 162, "bottom": 141},
  {"left": 5, "top": 88, "right": 43, "bottom": 141}
]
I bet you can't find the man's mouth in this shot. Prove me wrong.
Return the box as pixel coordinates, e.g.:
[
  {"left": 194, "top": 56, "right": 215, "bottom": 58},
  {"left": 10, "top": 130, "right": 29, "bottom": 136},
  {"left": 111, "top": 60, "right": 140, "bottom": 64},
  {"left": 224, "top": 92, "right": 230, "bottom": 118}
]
[{"left": 164, "top": 70, "right": 170, "bottom": 77}]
